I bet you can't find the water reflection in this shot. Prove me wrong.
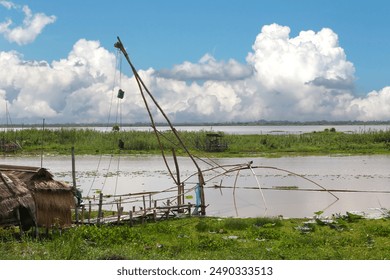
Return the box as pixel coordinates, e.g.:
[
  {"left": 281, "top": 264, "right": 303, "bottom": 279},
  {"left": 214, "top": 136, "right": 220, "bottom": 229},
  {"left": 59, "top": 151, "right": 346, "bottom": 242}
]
[{"left": 2, "top": 155, "right": 390, "bottom": 218}]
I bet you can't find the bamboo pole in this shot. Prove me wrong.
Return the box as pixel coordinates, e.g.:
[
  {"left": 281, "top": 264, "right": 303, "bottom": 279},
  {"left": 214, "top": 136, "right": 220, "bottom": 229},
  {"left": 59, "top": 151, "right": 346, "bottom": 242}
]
[
  {"left": 129, "top": 211, "right": 133, "bottom": 226},
  {"left": 167, "top": 199, "right": 170, "bottom": 219},
  {"left": 187, "top": 202, "right": 192, "bottom": 217},
  {"left": 154, "top": 200, "right": 158, "bottom": 220},
  {"left": 117, "top": 196, "right": 122, "bottom": 224},
  {"left": 198, "top": 173, "right": 206, "bottom": 216},
  {"left": 97, "top": 192, "right": 103, "bottom": 225},
  {"left": 81, "top": 205, "right": 85, "bottom": 225},
  {"left": 71, "top": 146, "right": 79, "bottom": 224},
  {"left": 88, "top": 200, "right": 91, "bottom": 223},
  {"left": 181, "top": 183, "right": 185, "bottom": 205},
  {"left": 172, "top": 148, "right": 182, "bottom": 212}
]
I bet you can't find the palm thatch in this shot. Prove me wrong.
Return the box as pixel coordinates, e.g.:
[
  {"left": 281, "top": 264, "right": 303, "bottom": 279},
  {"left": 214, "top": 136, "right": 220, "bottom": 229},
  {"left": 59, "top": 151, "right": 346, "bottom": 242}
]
[
  {"left": 0, "top": 171, "right": 37, "bottom": 230},
  {"left": 0, "top": 164, "right": 75, "bottom": 228}
]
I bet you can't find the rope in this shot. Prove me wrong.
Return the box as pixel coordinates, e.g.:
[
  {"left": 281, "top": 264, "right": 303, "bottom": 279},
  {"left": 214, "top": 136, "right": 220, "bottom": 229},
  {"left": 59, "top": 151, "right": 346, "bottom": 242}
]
[
  {"left": 106, "top": 49, "right": 121, "bottom": 128},
  {"left": 110, "top": 151, "right": 121, "bottom": 211},
  {"left": 86, "top": 156, "right": 102, "bottom": 197},
  {"left": 88, "top": 48, "right": 124, "bottom": 198}
]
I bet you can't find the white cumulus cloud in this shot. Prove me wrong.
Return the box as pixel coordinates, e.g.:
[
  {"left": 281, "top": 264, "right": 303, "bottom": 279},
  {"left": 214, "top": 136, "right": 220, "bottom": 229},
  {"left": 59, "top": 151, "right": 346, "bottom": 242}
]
[
  {"left": 0, "top": 23, "right": 390, "bottom": 124},
  {"left": 0, "top": 39, "right": 121, "bottom": 122},
  {"left": 243, "top": 23, "right": 357, "bottom": 120},
  {"left": 0, "top": 2, "right": 56, "bottom": 45},
  {"left": 157, "top": 53, "right": 253, "bottom": 81},
  {"left": 346, "top": 87, "right": 390, "bottom": 121}
]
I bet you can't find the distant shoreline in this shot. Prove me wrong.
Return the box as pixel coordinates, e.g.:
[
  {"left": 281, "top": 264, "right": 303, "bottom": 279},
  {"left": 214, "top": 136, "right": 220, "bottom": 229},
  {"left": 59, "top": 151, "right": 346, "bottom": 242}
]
[{"left": 2, "top": 120, "right": 390, "bottom": 128}]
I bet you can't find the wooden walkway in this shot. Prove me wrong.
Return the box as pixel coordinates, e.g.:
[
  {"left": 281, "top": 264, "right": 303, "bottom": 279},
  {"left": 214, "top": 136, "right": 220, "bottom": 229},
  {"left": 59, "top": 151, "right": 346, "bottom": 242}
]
[{"left": 74, "top": 193, "right": 198, "bottom": 226}]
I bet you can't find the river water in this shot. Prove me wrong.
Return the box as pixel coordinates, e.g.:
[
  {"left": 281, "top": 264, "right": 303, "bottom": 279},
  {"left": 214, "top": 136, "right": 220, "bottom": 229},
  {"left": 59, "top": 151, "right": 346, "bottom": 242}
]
[{"left": 2, "top": 154, "right": 390, "bottom": 219}]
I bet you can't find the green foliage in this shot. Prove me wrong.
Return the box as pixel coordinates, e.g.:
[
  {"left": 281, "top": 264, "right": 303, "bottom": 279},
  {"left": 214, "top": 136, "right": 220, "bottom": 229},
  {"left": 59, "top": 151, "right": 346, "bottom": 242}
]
[
  {"left": 0, "top": 227, "right": 18, "bottom": 242},
  {"left": 2, "top": 127, "right": 390, "bottom": 157},
  {"left": 2, "top": 216, "right": 390, "bottom": 259}
]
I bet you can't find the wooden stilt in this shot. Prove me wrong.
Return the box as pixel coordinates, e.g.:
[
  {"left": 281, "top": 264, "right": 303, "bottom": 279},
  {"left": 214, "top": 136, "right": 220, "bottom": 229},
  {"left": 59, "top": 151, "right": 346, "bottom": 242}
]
[
  {"left": 129, "top": 211, "right": 133, "bottom": 226},
  {"left": 81, "top": 205, "right": 85, "bottom": 225},
  {"left": 198, "top": 173, "right": 206, "bottom": 216},
  {"left": 71, "top": 146, "right": 79, "bottom": 224},
  {"left": 88, "top": 200, "right": 91, "bottom": 223},
  {"left": 153, "top": 201, "right": 157, "bottom": 221},
  {"left": 97, "top": 192, "right": 103, "bottom": 225},
  {"left": 188, "top": 202, "right": 192, "bottom": 217},
  {"left": 117, "top": 197, "right": 122, "bottom": 224}
]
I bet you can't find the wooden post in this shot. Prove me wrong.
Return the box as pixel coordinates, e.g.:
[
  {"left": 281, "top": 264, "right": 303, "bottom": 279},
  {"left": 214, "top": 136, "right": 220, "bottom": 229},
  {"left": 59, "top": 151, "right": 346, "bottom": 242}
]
[
  {"left": 71, "top": 146, "right": 79, "bottom": 224},
  {"left": 188, "top": 202, "right": 192, "bottom": 217},
  {"left": 81, "top": 205, "right": 85, "bottom": 225},
  {"left": 40, "top": 118, "right": 45, "bottom": 168},
  {"left": 88, "top": 200, "right": 91, "bottom": 223},
  {"left": 97, "top": 192, "right": 103, "bottom": 225},
  {"left": 129, "top": 211, "right": 133, "bottom": 226},
  {"left": 181, "top": 184, "right": 185, "bottom": 205},
  {"left": 149, "top": 193, "right": 152, "bottom": 209},
  {"left": 172, "top": 149, "right": 182, "bottom": 210},
  {"left": 141, "top": 195, "right": 146, "bottom": 224},
  {"left": 198, "top": 173, "right": 206, "bottom": 216},
  {"left": 153, "top": 200, "right": 157, "bottom": 221},
  {"left": 117, "top": 196, "right": 122, "bottom": 224},
  {"left": 142, "top": 195, "right": 146, "bottom": 215},
  {"left": 178, "top": 183, "right": 185, "bottom": 213},
  {"left": 166, "top": 199, "right": 170, "bottom": 219}
]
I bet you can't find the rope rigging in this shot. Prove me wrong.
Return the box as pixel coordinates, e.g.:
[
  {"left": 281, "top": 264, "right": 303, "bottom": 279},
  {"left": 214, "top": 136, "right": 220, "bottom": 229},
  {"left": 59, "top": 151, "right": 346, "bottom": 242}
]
[
  {"left": 86, "top": 47, "right": 124, "bottom": 200},
  {"left": 114, "top": 36, "right": 207, "bottom": 215}
]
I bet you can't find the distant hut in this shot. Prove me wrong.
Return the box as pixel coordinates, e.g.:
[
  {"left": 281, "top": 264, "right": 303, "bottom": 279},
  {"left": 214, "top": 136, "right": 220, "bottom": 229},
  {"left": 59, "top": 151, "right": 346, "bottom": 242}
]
[
  {"left": 205, "top": 133, "right": 228, "bottom": 152},
  {"left": 0, "top": 165, "right": 75, "bottom": 229},
  {"left": 0, "top": 171, "right": 37, "bottom": 230}
]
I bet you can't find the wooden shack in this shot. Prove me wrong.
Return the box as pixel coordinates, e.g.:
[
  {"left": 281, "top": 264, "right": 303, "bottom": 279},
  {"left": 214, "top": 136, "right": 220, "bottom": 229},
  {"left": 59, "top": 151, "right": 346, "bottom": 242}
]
[
  {"left": 0, "top": 171, "right": 37, "bottom": 230},
  {"left": 0, "top": 165, "right": 75, "bottom": 228},
  {"left": 204, "top": 133, "right": 228, "bottom": 152}
]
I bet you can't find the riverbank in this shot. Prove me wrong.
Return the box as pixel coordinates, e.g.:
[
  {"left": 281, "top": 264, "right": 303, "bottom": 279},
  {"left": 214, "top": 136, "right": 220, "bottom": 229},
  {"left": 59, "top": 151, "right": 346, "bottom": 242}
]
[
  {"left": 1, "top": 214, "right": 390, "bottom": 260},
  {"left": 2, "top": 128, "right": 390, "bottom": 157}
]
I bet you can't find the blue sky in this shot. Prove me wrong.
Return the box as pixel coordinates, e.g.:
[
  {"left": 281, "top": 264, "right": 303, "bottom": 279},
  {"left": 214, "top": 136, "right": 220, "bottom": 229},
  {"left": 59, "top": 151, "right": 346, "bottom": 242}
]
[{"left": 0, "top": 0, "right": 389, "bottom": 123}]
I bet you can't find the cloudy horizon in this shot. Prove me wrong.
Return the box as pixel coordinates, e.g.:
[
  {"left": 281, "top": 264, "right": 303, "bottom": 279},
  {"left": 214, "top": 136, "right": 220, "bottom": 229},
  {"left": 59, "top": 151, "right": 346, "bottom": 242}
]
[{"left": 1, "top": 2, "right": 389, "bottom": 125}]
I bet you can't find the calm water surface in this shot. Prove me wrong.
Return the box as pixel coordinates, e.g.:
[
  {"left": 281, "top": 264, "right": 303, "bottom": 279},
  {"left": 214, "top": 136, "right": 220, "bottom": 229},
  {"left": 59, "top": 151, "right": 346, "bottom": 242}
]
[{"left": 2, "top": 154, "right": 390, "bottom": 218}]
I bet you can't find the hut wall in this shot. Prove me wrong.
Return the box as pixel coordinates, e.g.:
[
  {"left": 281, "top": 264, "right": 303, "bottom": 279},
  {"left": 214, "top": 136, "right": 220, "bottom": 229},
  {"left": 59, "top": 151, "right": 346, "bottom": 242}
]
[{"left": 34, "top": 191, "right": 74, "bottom": 227}]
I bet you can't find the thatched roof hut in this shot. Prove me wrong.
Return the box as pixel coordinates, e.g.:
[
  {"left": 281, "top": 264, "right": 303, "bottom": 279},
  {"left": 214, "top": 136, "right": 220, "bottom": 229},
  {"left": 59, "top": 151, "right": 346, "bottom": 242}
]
[
  {"left": 0, "top": 165, "right": 75, "bottom": 228},
  {"left": 0, "top": 171, "right": 37, "bottom": 230}
]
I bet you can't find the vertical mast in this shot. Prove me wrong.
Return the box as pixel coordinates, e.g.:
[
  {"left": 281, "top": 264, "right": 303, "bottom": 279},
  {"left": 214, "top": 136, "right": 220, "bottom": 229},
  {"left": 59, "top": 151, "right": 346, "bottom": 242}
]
[{"left": 114, "top": 37, "right": 206, "bottom": 215}]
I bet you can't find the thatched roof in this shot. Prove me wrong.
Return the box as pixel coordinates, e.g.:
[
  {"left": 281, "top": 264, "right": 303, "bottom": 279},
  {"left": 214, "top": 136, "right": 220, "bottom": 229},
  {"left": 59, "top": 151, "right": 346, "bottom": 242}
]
[
  {"left": 0, "top": 164, "right": 53, "bottom": 182},
  {"left": 0, "top": 164, "right": 75, "bottom": 227},
  {"left": 0, "top": 171, "right": 36, "bottom": 227},
  {"left": 0, "top": 164, "right": 72, "bottom": 192}
]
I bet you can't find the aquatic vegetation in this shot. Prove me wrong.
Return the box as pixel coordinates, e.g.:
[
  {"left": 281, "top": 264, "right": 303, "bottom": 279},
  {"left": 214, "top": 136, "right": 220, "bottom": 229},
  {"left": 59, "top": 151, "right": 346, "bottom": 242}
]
[
  {"left": 1, "top": 215, "right": 390, "bottom": 260},
  {"left": 2, "top": 128, "right": 390, "bottom": 157}
]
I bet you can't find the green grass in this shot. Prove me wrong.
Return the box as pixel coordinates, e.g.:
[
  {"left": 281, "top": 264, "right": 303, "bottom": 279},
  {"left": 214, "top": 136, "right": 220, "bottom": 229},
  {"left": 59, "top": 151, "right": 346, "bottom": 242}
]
[
  {"left": 1, "top": 215, "right": 390, "bottom": 260},
  {"left": 2, "top": 127, "right": 390, "bottom": 157}
]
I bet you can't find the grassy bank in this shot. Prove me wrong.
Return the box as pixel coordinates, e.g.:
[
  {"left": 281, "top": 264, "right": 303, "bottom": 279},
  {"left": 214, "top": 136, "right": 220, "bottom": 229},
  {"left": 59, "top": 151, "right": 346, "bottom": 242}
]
[
  {"left": 1, "top": 214, "right": 390, "bottom": 260},
  {"left": 2, "top": 127, "right": 390, "bottom": 157}
]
